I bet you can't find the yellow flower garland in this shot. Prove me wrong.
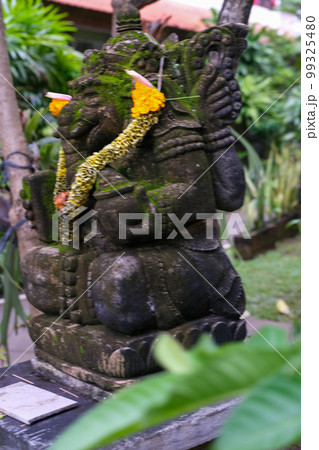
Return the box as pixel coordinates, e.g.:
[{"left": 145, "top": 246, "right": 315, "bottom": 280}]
[
  {"left": 54, "top": 146, "right": 69, "bottom": 198},
  {"left": 65, "top": 111, "right": 160, "bottom": 214},
  {"left": 53, "top": 80, "right": 165, "bottom": 216}
]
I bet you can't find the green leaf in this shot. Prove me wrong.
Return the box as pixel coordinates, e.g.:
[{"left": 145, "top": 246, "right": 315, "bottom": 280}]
[
  {"left": 0, "top": 238, "right": 25, "bottom": 353},
  {"left": 256, "top": 179, "right": 265, "bottom": 229},
  {"left": 4, "top": 0, "right": 81, "bottom": 108},
  {"left": 153, "top": 334, "right": 194, "bottom": 374},
  {"left": 24, "top": 109, "right": 45, "bottom": 142},
  {"left": 51, "top": 330, "right": 300, "bottom": 450},
  {"left": 214, "top": 373, "right": 301, "bottom": 450},
  {"left": 230, "top": 128, "right": 263, "bottom": 182},
  {"left": 0, "top": 346, "right": 8, "bottom": 363},
  {"left": 248, "top": 325, "right": 288, "bottom": 348}
]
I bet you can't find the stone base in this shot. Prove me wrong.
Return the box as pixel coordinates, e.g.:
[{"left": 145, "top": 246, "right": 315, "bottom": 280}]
[
  {"left": 32, "top": 353, "right": 141, "bottom": 394},
  {"left": 28, "top": 314, "right": 246, "bottom": 385},
  {"left": 0, "top": 361, "right": 239, "bottom": 450}
]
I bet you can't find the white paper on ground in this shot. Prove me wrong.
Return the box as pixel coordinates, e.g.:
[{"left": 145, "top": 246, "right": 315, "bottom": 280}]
[{"left": 0, "top": 381, "right": 77, "bottom": 424}]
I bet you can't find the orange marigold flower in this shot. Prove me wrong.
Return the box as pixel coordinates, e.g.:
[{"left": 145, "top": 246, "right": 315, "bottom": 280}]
[
  {"left": 49, "top": 99, "right": 70, "bottom": 117},
  {"left": 45, "top": 92, "right": 72, "bottom": 116},
  {"left": 131, "top": 81, "right": 165, "bottom": 118},
  {"left": 54, "top": 192, "right": 69, "bottom": 210}
]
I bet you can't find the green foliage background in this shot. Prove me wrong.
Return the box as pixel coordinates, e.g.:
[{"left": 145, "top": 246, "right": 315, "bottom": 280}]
[
  {"left": 3, "top": 0, "right": 82, "bottom": 107},
  {"left": 236, "top": 25, "right": 301, "bottom": 148},
  {"left": 0, "top": 0, "right": 81, "bottom": 361}
]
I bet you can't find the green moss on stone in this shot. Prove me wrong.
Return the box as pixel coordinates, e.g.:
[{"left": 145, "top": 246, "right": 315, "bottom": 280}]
[
  {"left": 116, "top": 166, "right": 131, "bottom": 178},
  {"left": 49, "top": 243, "right": 71, "bottom": 253},
  {"left": 96, "top": 74, "right": 132, "bottom": 121},
  {"left": 22, "top": 178, "right": 32, "bottom": 201},
  {"left": 108, "top": 32, "right": 150, "bottom": 47},
  {"left": 138, "top": 178, "right": 166, "bottom": 191},
  {"left": 147, "top": 184, "right": 175, "bottom": 210},
  {"left": 40, "top": 171, "right": 56, "bottom": 218},
  {"left": 147, "top": 189, "right": 165, "bottom": 210},
  {"left": 69, "top": 101, "right": 85, "bottom": 132},
  {"left": 88, "top": 52, "right": 102, "bottom": 65},
  {"left": 98, "top": 181, "right": 132, "bottom": 193}
]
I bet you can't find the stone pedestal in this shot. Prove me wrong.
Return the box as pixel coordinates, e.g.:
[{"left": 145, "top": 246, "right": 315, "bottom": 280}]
[{"left": 28, "top": 314, "right": 246, "bottom": 390}]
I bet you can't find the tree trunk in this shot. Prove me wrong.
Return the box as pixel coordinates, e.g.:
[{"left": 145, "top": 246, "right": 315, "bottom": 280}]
[
  {"left": 0, "top": 1, "right": 40, "bottom": 259},
  {"left": 218, "top": 0, "right": 254, "bottom": 25},
  {"left": 111, "top": 0, "right": 159, "bottom": 37}
]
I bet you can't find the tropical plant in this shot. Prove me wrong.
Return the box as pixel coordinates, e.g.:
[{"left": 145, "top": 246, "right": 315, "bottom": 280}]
[
  {"left": 202, "top": 7, "right": 219, "bottom": 26},
  {"left": 235, "top": 24, "right": 301, "bottom": 147},
  {"left": 0, "top": 106, "right": 59, "bottom": 364},
  {"left": 0, "top": 171, "right": 23, "bottom": 367},
  {"left": 204, "top": 10, "right": 301, "bottom": 150},
  {"left": 51, "top": 326, "right": 301, "bottom": 450},
  {"left": 278, "top": 0, "right": 301, "bottom": 19},
  {"left": 239, "top": 76, "right": 275, "bottom": 123},
  {"left": 0, "top": 235, "right": 25, "bottom": 365},
  {"left": 2, "top": 0, "right": 82, "bottom": 107},
  {"left": 232, "top": 129, "right": 301, "bottom": 232},
  {"left": 0, "top": 0, "right": 74, "bottom": 361},
  {"left": 237, "top": 25, "right": 300, "bottom": 89}
]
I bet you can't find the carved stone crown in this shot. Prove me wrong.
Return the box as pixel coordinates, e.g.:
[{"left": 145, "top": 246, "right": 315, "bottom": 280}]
[
  {"left": 117, "top": 1, "right": 142, "bottom": 33},
  {"left": 99, "top": 4, "right": 162, "bottom": 77}
]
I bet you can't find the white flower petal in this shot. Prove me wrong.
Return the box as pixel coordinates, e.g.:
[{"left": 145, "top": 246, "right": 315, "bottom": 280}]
[
  {"left": 45, "top": 92, "right": 72, "bottom": 100},
  {"left": 125, "top": 70, "right": 154, "bottom": 88}
]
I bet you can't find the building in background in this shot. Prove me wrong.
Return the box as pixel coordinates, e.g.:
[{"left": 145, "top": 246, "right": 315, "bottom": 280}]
[{"left": 44, "top": 0, "right": 300, "bottom": 51}]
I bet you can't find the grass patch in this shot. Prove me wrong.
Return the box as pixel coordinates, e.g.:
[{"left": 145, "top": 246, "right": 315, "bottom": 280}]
[{"left": 229, "top": 237, "right": 300, "bottom": 325}]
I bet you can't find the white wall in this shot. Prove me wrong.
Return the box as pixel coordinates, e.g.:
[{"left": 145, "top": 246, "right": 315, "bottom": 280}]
[{"left": 172, "top": 0, "right": 300, "bottom": 35}]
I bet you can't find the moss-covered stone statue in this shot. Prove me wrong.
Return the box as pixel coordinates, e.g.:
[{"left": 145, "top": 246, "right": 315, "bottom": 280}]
[{"left": 20, "top": 3, "right": 249, "bottom": 390}]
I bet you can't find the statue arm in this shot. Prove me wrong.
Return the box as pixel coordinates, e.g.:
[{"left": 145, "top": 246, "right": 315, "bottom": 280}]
[
  {"left": 198, "top": 47, "right": 247, "bottom": 210},
  {"left": 207, "top": 141, "right": 245, "bottom": 211},
  {"left": 181, "top": 24, "right": 248, "bottom": 212}
]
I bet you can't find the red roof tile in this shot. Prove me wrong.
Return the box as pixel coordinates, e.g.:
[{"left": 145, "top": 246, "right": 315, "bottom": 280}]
[
  {"left": 142, "top": 0, "right": 211, "bottom": 32},
  {"left": 50, "top": 0, "right": 113, "bottom": 13},
  {"left": 50, "top": 0, "right": 211, "bottom": 31}
]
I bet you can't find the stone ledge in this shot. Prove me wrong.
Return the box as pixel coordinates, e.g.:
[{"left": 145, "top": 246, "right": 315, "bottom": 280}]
[
  {"left": 28, "top": 314, "right": 246, "bottom": 380},
  {"left": 0, "top": 361, "right": 239, "bottom": 450},
  {"left": 32, "top": 357, "right": 116, "bottom": 401}
]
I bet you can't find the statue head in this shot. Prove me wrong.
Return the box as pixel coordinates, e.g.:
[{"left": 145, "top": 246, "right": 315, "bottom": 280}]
[{"left": 56, "top": 3, "right": 164, "bottom": 158}]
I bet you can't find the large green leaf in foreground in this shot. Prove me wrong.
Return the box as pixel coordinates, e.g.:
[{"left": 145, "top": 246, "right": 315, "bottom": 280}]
[
  {"left": 215, "top": 373, "right": 301, "bottom": 450},
  {"left": 51, "top": 327, "right": 300, "bottom": 450}
]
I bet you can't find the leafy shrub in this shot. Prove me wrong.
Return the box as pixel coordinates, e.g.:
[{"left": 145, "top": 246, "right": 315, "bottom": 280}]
[
  {"left": 3, "top": 0, "right": 82, "bottom": 107},
  {"left": 236, "top": 25, "right": 301, "bottom": 147},
  {"left": 232, "top": 129, "right": 300, "bottom": 231}
]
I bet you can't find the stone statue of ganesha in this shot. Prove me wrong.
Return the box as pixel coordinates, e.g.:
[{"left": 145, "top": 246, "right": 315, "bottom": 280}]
[{"left": 20, "top": 3, "right": 249, "bottom": 389}]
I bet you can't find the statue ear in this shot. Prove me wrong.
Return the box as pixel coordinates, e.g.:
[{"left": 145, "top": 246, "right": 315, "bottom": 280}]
[
  {"left": 182, "top": 24, "right": 248, "bottom": 90},
  {"left": 181, "top": 24, "right": 248, "bottom": 129}
]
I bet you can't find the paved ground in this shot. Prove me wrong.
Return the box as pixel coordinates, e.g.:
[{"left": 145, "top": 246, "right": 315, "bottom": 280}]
[{"left": 245, "top": 315, "right": 292, "bottom": 336}]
